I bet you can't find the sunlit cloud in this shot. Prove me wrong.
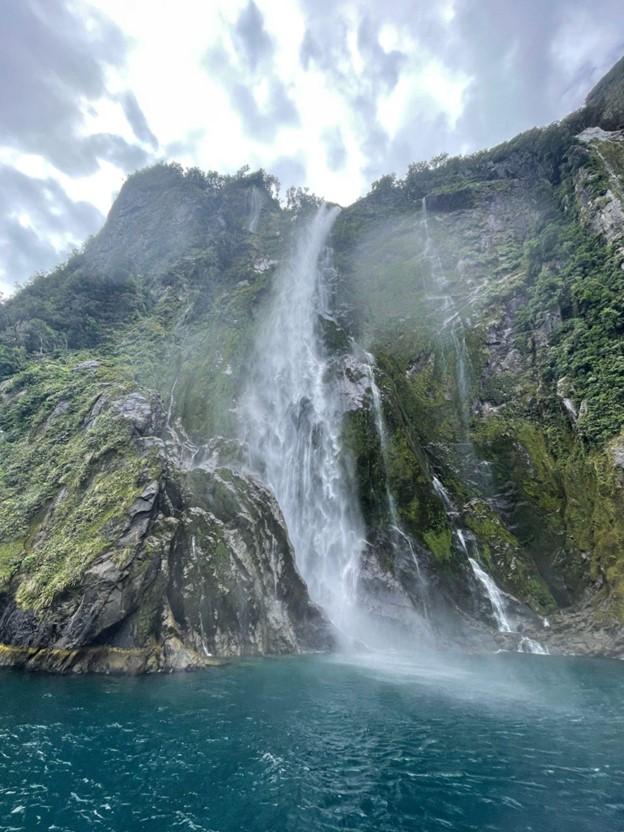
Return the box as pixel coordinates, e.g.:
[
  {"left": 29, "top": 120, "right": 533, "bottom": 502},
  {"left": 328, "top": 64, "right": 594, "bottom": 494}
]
[{"left": 0, "top": 0, "right": 622, "bottom": 293}]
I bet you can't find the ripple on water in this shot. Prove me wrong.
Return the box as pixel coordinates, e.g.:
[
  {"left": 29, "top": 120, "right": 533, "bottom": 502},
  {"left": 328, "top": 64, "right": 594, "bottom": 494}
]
[{"left": 0, "top": 653, "right": 623, "bottom": 831}]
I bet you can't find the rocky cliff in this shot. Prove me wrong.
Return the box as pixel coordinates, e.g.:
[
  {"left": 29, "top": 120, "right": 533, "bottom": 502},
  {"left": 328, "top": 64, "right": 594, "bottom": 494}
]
[
  {"left": 1, "top": 58, "right": 624, "bottom": 670},
  {"left": 0, "top": 357, "right": 331, "bottom": 672},
  {"left": 331, "top": 56, "right": 624, "bottom": 656}
]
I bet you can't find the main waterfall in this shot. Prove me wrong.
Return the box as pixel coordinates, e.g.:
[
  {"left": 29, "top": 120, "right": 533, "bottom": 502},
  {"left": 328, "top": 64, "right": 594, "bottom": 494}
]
[
  {"left": 240, "top": 205, "right": 365, "bottom": 634},
  {"left": 239, "top": 201, "right": 544, "bottom": 653}
]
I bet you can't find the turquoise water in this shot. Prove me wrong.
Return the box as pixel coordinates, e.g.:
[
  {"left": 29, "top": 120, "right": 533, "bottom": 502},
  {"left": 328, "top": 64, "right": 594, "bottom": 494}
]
[{"left": 0, "top": 652, "right": 623, "bottom": 831}]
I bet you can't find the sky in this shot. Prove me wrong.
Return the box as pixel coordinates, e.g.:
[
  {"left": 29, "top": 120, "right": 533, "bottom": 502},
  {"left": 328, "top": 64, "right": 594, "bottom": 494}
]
[{"left": 1, "top": 0, "right": 623, "bottom": 296}]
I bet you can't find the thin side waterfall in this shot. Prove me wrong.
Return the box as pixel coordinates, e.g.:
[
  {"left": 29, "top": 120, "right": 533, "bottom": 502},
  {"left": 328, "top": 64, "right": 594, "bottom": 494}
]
[
  {"left": 519, "top": 636, "right": 549, "bottom": 655},
  {"left": 240, "top": 205, "right": 365, "bottom": 634},
  {"left": 435, "top": 476, "right": 515, "bottom": 635},
  {"left": 466, "top": 555, "right": 512, "bottom": 633},
  {"left": 247, "top": 186, "right": 263, "bottom": 233},
  {"left": 362, "top": 353, "right": 429, "bottom": 618},
  {"left": 422, "top": 198, "right": 475, "bottom": 442},
  {"left": 423, "top": 203, "right": 547, "bottom": 652}
]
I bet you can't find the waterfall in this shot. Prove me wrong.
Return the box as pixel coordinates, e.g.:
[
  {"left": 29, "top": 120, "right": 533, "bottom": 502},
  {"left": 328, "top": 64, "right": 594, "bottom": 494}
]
[
  {"left": 238, "top": 200, "right": 547, "bottom": 654},
  {"left": 247, "top": 186, "right": 263, "bottom": 233},
  {"left": 362, "top": 354, "right": 429, "bottom": 616},
  {"left": 437, "top": 477, "right": 516, "bottom": 635},
  {"left": 422, "top": 198, "right": 475, "bottom": 448},
  {"left": 466, "top": 556, "right": 512, "bottom": 633},
  {"left": 240, "top": 205, "right": 365, "bottom": 633},
  {"left": 519, "top": 636, "right": 549, "bottom": 655},
  {"left": 422, "top": 201, "right": 547, "bottom": 653}
]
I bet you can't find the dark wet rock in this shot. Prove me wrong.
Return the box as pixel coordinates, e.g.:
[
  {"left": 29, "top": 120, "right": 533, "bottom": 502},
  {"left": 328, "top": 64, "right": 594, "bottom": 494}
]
[
  {"left": 0, "top": 394, "right": 334, "bottom": 674},
  {"left": 167, "top": 466, "right": 332, "bottom": 657},
  {"left": 426, "top": 187, "right": 475, "bottom": 212},
  {"left": 519, "top": 599, "right": 624, "bottom": 659},
  {"left": 43, "top": 399, "right": 70, "bottom": 429},
  {"left": 112, "top": 392, "right": 164, "bottom": 436}
]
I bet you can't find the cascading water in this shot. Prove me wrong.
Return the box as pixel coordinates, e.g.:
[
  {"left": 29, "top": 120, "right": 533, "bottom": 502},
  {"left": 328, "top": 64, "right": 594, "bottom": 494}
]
[
  {"left": 422, "top": 201, "right": 547, "bottom": 653},
  {"left": 434, "top": 476, "right": 516, "bottom": 633},
  {"left": 361, "top": 353, "right": 429, "bottom": 618},
  {"left": 239, "top": 199, "right": 545, "bottom": 654},
  {"left": 422, "top": 198, "right": 479, "bottom": 460},
  {"left": 246, "top": 186, "right": 263, "bottom": 233},
  {"left": 466, "top": 554, "right": 512, "bottom": 633},
  {"left": 240, "top": 205, "right": 365, "bottom": 634}
]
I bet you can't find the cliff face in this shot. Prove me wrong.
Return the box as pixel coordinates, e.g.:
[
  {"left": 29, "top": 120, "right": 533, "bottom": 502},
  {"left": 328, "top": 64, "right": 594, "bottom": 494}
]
[
  {"left": 0, "top": 359, "right": 332, "bottom": 673},
  {"left": 331, "top": 59, "right": 624, "bottom": 655},
  {"left": 1, "top": 60, "right": 624, "bottom": 671}
]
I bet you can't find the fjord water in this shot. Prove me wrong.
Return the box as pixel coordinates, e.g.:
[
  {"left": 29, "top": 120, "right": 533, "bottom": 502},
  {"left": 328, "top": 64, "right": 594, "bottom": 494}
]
[
  {"left": 3, "top": 209, "right": 620, "bottom": 832},
  {"left": 1, "top": 653, "right": 623, "bottom": 832}
]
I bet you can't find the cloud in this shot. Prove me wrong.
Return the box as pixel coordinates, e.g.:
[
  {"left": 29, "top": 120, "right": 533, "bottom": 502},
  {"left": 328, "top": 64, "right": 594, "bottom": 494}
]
[
  {"left": 0, "top": 0, "right": 159, "bottom": 289},
  {"left": 121, "top": 93, "right": 159, "bottom": 148},
  {"left": 1, "top": 0, "right": 623, "bottom": 293},
  {"left": 271, "top": 155, "right": 307, "bottom": 189},
  {"left": 204, "top": 26, "right": 299, "bottom": 143},
  {"left": 234, "top": 1, "right": 274, "bottom": 70},
  {"left": 324, "top": 128, "right": 347, "bottom": 171},
  {"left": 293, "top": 0, "right": 624, "bottom": 184},
  {"left": 429, "top": 0, "right": 623, "bottom": 155},
  {"left": 294, "top": 3, "right": 463, "bottom": 182},
  {"left": 228, "top": 78, "right": 299, "bottom": 140},
  {"left": 0, "top": 165, "right": 103, "bottom": 291},
  {"left": 356, "top": 16, "right": 407, "bottom": 91},
  {"left": 0, "top": 0, "right": 143, "bottom": 176}
]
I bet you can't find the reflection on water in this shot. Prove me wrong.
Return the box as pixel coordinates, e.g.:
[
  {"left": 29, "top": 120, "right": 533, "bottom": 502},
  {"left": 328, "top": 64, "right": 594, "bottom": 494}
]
[{"left": 0, "top": 652, "right": 623, "bottom": 832}]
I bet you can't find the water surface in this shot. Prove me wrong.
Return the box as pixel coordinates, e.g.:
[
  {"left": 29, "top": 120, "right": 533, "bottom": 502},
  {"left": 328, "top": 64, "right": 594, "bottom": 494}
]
[{"left": 1, "top": 651, "right": 623, "bottom": 831}]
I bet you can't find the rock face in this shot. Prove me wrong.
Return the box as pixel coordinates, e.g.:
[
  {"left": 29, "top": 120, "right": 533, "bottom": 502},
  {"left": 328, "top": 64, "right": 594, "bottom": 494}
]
[
  {"left": 1, "top": 59, "right": 624, "bottom": 670},
  {"left": 328, "top": 57, "right": 624, "bottom": 656},
  {"left": 0, "top": 373, "right": 332, "bottom": 673},
  {"left": 166, "top": 465, "right": 332, "bottom": 658}
]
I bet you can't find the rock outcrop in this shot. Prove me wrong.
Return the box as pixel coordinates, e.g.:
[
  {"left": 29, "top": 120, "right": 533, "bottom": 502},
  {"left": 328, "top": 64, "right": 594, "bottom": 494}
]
[{"left": 0, "top": 369, "right": 332, "bottom": 673}]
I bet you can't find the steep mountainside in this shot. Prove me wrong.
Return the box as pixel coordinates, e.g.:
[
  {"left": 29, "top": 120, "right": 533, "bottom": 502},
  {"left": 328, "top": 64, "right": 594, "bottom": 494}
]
[{"left": 1, "top": 58, "right": 624, "bottom": 671}]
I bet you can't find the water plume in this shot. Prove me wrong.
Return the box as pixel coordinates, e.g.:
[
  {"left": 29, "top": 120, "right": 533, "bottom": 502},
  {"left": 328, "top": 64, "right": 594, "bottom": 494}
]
[{"left": 240, "top": 205, "right": 365, "bottom": 637}]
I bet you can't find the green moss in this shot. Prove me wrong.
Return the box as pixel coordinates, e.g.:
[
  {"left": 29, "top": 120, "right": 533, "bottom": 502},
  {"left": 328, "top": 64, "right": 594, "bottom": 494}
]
[
  {"left": 471, "top": 410, "right": 624, "bottom": 615},
  {"left": 423, "top": 528, "right": 452, "bottom": 562},
  {"left": 465, "top": 501, "right": 516, "bottom": 568},
  {"left": 15, "top": 450, "right": 159, "bottom": 610},
  {"left": 465, "top": 497, "right": 556, "bottom": 612},
  {"left": 0, "top": 541, "right": 25, "bottom": 590},
  {"left": 342, "top": 406, "right": 388, "bottom": 532},
  {"left": 0, "top": 356, "right": 161, "bottom": 611}
]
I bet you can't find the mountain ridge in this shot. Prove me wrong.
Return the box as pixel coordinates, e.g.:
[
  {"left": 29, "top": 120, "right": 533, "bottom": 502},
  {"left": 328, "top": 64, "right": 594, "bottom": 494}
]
[{"left": 1, "top": 55, "right": 624, "bottom": 671}]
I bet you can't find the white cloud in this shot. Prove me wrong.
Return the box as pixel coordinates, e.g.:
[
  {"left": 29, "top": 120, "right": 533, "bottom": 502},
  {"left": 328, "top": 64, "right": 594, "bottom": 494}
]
[
  {"left": 0, "top": 0, "right": 622, "bottom": 293},
  {"left": 81, "top": 0, "right": 470, "bottom": 204}
]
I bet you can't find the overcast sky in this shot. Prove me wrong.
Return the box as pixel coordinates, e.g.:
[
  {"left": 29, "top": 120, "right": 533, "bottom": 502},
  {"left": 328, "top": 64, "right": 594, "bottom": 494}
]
[{"left": 1, "top": 0, "right": 623, "bottom": 295}]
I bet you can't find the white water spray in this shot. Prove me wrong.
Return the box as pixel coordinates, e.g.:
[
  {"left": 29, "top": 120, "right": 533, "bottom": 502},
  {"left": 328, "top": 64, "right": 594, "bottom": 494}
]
[
  {"left": 455, "top": 524, "right": 511, "bottom": 632},
  {"left": 241, "top": 205, "right": 365, "bottom": 632},
  {"left": 467, "top": 557, "right": 512, "bottom": 633},
  {"left": 519, "top": 636, "right": 549, "bottom": 655}
]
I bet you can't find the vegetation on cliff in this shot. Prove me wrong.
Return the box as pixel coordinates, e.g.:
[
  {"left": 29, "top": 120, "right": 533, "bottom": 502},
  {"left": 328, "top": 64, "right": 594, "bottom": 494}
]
[{"left": 1, "top": 57, "right": 624, "bottom": 665}]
